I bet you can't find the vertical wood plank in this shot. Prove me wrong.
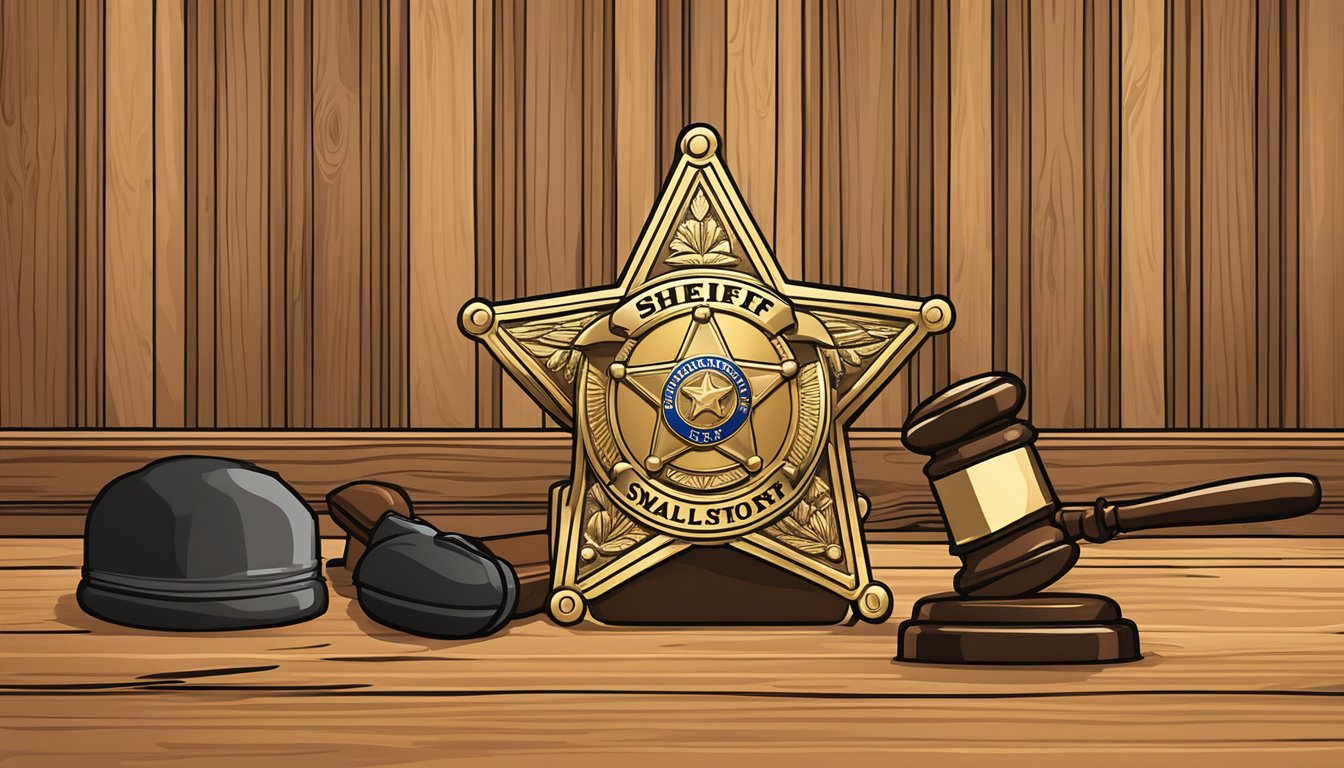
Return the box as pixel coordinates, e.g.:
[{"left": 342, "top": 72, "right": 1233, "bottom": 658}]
[
  {"left": 524, "top": 0, "right": 583, "bottom": 297},
  {"left": 725, "top": 0, "right": 775, "bottom": 242},
  {"left": 494, "top": 0, "right": 540, "bottom": 428},
  {"left": 155, "top": 0, "right": 188, "bottom": 427},
  {"left": 1164, "top": 0, "right": 1202, "bottom": 428},
  {"left": 0, "top": 0, "right": 75, "bottom": 427},
  {"left": 313, "top": 0, "right": 364, "bottom": 426},
  {"left": 78, "top": 0, "right": 106, "bottom": 427},
  {"left": 993, "top": 0, "right": 1032, "bottom": 402},
  {"left": 616, "top": 0, "right": 656, "bottom": 266},
  {"left": 188, "top": 0, "right": 218, "bottom": 427},
  {"left": 387, "top": 0, "right": 410, "bottom": 428},
  {"left": 838, "top": 0, "right": 898, "bottom": 427},
  {"left": 1082, "top": 0, "right": 1117, "bottom": 429},
  {"left": 474, "top": 0, "right": 498, "bottom": 427},
  {"left": 268, "top": 0, "right": 287, "bottom": 427},
  {"left": 774, "top": 0, "right": 803, "bottom": 280},
  {"left": 214, "top": 0, "right": 270, "bottom": 426},
  {"left": 1201, "top": 0, "right": 1256, "bottom": 428},
  {"left": 949, "top": 0, "right": 993, "bottom": 385},
  {"left": 285, "top": 0, "right": 314, "bottom": 427},
  {"left": 583, "top": 0, "right": 615, "bottom": 287},
  {"left": 1028, "top": 0, "right": 1085, "bottom": 427},
  {"left": 1279, "top": 0, "right": 1299, "bottom": 427},
  {"left": 818, "top": 0, "right": 841, "bottom": 286},
  {"left": 1299, "top": 0, "right": 1344, "bottom": 427},
  {"left": 655, "top": 0, "right": 686, "bottom": 173},
  {"left": 104, "top": 0, "right": 154, "bottom": 427},
  {"left": 410, "top": 0, "right": 476, "bottom": 427},
  {"left": 1119, "top": 0, "right": 1164, "bottom": 427},
  {"left": 687, "top": 0, "right": 726, "bottom": 130}
]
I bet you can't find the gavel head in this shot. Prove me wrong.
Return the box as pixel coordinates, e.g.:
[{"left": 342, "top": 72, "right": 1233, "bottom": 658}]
[{"left": 902, "top": 373, "right": 1079, "bottom": 597}]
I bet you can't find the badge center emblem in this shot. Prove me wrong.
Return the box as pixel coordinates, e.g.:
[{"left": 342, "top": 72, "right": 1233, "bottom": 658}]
[{"left": 663, "top": 356, "right": 749, "bottom": 442}]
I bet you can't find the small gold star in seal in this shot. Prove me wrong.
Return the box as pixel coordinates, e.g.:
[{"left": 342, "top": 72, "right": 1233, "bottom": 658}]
[{"left": 461, "top": 124, "right": 952, "bottom": 626}]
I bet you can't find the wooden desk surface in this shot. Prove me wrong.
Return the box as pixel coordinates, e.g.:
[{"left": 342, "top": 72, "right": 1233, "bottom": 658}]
[{"left": 1, "top": 538, "right": 1341, "bottom": 766}]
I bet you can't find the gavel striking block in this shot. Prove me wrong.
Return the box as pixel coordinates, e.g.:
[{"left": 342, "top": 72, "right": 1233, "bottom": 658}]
[{"left": 895, "top": 373, "right": 1322, "bottom": 664}]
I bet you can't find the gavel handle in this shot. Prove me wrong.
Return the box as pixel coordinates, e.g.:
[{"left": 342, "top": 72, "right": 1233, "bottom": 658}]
[{"left": 1055, "top": 474, "right": 1322, "bottom": 544}]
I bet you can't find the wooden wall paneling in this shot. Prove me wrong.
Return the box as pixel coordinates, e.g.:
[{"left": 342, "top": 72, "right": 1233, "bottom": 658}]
[
  {"left": 267, "top": 0, "right": 286, "bottom": 428},
  {"left": 687, "top": 0, "right": 726, "bottom": 130},
  {"left": 838, "top": 0, "right": 899, "bottom": 428},
  {"left": 1164, "top": 0, "right": 1199, "bottom": 428},
  {"left": 799, "top": 0, "right": 828, "bottom": 286},
  {"left": 1083, "top": 0, "right": 1118, "bottom": 430},
  {"left": 156, "top": 0, "right": 188, "bottom": 428},
  {"left": 409, "top": 0, "right": 476, "bottom": 428},
  {"left": 188, "top": 0, "right": 218, "bottom": 428},
  {"left": 774, "top": 0, "right": 802, "bottom": 280},
  {"left": 992, "top": 0, "right": 1033, "bottom": 407},
  {"left": 361, "top": 0, "right": 383, "bottom": 428},
  {"left": 313, "top": 0, "right": 364, "bottom": 426},
  {"left": 522, "top": 0, "right": 584, "bottom": 429},
  {"left": 78, "top": 0, "right": 106, "bottom": 428},
  {"left": 491, "top": 0, "right": 540, "bottom": 429},
  {"left": 105, "top": 0, "right": 154, "bottom": 427},
  {"left": 1278, "top": 0, "right": 1299, "bottom": 428},
  {"left": 1255, "top": 0, "right": 1283, "bottom": 429},
  {"left": 1299, "top": 0, "right": 1344, "bottom": 427},
  {"left": 216, "top": 0, "right": 275, "bottom": 427},
  {"left": 1028, "top": 0, "right": 1085, "bottom": 428},
  {"left": 655, "top": 0, "right": 686, "bottom": 174},
  {"left": 725, "top": 0, "right": 775, "bottom": 245},
  {"left": 284, "top": 0, "right": 315, "bottom": 428},
  {"left": 1201, "top": 0, "right": 1256, "bottom": 428},
  {"left": 387, "top": 0, "right": 410, "bottom": 428},
  {"left": 1120, "top": 0, "right": 1165, "bottom": 427},
  {"left": 474, "top": 0, "right": 499, "bottom": 428},
  {"left": 0, "top": 0, "right": 75, "bottom": 428},
  {"left": 587, "top": 0, "right": 615, "bottom": 285},
  {"left": 948, "top": 0, "right": 993, "bottom": 388},
  {"left": 615, "top": 0, "right": 650, "bottom": 277}
]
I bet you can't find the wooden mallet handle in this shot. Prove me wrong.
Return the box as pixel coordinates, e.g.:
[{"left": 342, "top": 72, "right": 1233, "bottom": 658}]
[{"left": 1055, "top": 474, "right": 1322, "bottom": 544}]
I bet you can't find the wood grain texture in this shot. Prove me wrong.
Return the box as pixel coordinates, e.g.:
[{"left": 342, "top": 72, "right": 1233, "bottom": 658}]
[
  {"left": 725, "top": 0, "right": 775, "bottom": 243},
  {"left": 1120, "top": 0, "right": 1164, "bottom": 427},
  {"left": 616, "top": 0, "right": 657, "bottom": 265},
  {"left": 104, "top": 0, "right": 154, "bottom": 427},
  {"left": 949, "top": 0, "right": 993, "bottom": 385},
  {"left": 155, "top": 0, "right": 188, "bottom": 427},
  {"left": 409, "top": 0, "right": 475, "bottom": 428},
  {"left": 216, "top": 0, "right": 270, "bottom": 426},
  {"left": 0, "top": 694, "right": 1340, "bottom": 765},
  {"left": 2, "top": 430, "right": 1343, "bottom": 537},
  {"left": 27, "top": 535, "right": 1344, "bottom": 768},
  {"left": 1298, "top": 0, "right": 1344, "bottom": 428},
  {"left": 0, "top": 538, "right": 1342, "bottom": 765},
  {"left": 1201, "top": 0, "right": 1257, "bottom": 428},
  {"left": 2, "top": 0, "right": 1344, "bottom": 432},
  {"left": 839, "top": 0, "right": 898, "bottom": 428},
  {"left": 0, "top": 0, "right": 75, "bottom": 428},
  {"left": 1029, "top": 0, "right": 1085, "bottom": 428}
]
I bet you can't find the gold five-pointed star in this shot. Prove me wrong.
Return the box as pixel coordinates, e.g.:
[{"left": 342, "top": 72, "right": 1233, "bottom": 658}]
[
  {"left": 680, "top": 372, "right": 734, "bottom": 421},
  {"left": 458, "top": 124, "right": 953, "bottom": 626}
]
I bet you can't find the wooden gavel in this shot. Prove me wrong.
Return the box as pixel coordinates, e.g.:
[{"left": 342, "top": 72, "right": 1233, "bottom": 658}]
[{"left": 901, "top": 373, "right": 1322, "bottom": 597}]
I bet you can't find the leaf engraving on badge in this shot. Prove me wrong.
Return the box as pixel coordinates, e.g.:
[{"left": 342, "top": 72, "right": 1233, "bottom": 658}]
[
  {"left": 666, "top": 190, "right": 739, "bottom": 267},
  {"left": 509, "top": 312, "right": 599, "bottom": 383},
  {"left": 583, "top": 485, "right": 647, "bottom": 556},
  {"left": 770, "top": 476, "right": 842, "bottom": 561},
  {"left": 812, "top": 312, "right": 910, "bottom": 382}
]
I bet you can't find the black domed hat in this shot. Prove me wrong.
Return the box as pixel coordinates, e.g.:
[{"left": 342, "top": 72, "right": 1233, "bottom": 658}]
[{"left": 77, "top": 456, "right": 328, "bottom": 631}]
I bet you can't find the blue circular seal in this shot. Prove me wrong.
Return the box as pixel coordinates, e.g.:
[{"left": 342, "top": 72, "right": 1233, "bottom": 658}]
[{"left": 661, "top": 355, "right": 752, "bottom": 446}]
